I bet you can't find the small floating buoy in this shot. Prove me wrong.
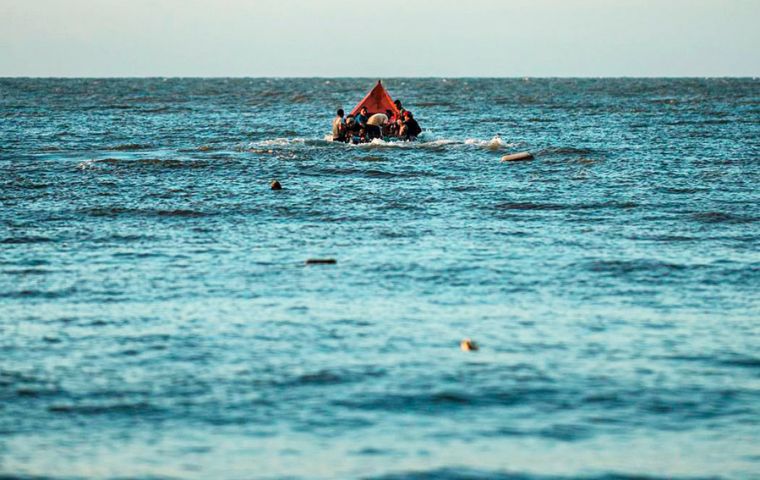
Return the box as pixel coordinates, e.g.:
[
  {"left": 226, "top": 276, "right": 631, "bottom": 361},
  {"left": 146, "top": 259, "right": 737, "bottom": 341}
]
[
  {"left": 270, "top": 180, "right": 282, "bottom": 190},
  {"left": 501, "top": 152, "right": 534, "bottom": 162},
  {"left": 460, "top": 338, "right": 479, "bottom": 351},
  {"left": 305, "top": 258, "right": 337, "bottom": 265}
]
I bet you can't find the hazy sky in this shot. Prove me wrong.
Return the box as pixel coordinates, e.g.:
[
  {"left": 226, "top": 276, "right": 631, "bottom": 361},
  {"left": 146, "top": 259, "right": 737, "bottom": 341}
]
[{"left": 1, "top": 0, "right": 758, "bottom": 77}]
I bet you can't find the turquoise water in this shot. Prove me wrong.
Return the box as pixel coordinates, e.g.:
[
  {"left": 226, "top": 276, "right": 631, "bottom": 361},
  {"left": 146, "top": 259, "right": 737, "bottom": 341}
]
[{"left": 1, "top": 78, "right": 759, "bottom": 479}]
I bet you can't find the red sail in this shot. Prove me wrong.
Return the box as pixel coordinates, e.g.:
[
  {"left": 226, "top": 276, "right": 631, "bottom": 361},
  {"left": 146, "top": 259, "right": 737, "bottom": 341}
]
[{"left": 350, "top": 81, "right": 401, "bottom": 118}]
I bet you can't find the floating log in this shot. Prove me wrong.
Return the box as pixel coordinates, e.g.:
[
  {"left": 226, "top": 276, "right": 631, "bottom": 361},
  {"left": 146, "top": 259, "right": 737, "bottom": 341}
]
[
  {"left": 501, "top": 152, "right": 534, "bottom": 162},
  {"left": 305, "top": 258, "right": 337, "bottom": 265}
]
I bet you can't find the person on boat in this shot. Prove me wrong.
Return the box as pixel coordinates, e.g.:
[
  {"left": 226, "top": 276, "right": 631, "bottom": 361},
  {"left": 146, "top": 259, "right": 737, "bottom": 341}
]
[
  {"left": 342, "top": 115, "right": 359, "bottom": 143},
  {"left": 399, "top": 111, "right": 422, "bottom": 140},
  {"left": 394, "top": 99, "right": 406, "bottom": 118},
  {"left": 355, "top": 106, "right": 369, "bottom": 128},
  {"left": 383, "top": 109, "right": 397, "bottom": 137},
  {"left": 355, "top": 127, "right": 368, "bottom": 144},
  {"left": 332, "top": 108, "right": 346, "bottom": 142},
  {"left": 366, "top": 112, "right": 388, "bottom": 140},
  {"left": 392, "top": 100, "right": 407, "bottom": 137},
  {"left": 345, "top": 114, "right": 357, "bottom": 130}
]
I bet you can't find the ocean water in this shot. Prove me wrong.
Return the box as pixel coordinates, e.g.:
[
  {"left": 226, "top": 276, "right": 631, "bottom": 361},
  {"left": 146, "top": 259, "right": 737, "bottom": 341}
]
[{"left": 0, "top": 78, "right": 758, "bottom": 479}]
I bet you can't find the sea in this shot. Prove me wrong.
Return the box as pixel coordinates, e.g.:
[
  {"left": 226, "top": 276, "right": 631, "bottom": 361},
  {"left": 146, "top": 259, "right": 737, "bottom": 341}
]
[{"left": 1, "top": 78, "right": 758, "bottom": 479}]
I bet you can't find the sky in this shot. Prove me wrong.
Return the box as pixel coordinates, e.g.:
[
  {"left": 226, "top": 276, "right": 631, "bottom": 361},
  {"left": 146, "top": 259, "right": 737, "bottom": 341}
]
[{"left": 1, "top": 0, "right": 758, "bottom": 77}]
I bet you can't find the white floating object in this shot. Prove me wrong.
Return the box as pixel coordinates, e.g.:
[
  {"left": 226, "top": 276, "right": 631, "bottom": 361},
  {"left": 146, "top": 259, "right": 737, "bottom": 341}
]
[{"left": 501, "top": 152, "right": 534, "bottom": 162}]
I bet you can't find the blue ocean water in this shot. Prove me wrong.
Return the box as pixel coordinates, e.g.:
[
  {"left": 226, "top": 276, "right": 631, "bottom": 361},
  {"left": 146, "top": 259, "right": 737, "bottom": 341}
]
[{"left": 0, "top": 78, "right": 758, "bottom": 479}]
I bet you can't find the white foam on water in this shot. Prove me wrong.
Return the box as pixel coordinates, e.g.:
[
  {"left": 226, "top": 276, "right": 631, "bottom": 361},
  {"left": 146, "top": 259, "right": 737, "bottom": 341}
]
[
  {"left": 352, "top": 137, "right": 458, "bottom": 149},
  {"left": 77, "top": 159, "right": 96, "bottom": 170},
  {"left": 249, "top": 134, "right": 518, "bottom": 151},
  {"left": 251, "top": 138, "right": 308, "bottom": 147},
  {"left": 464, "top": 135, "right": 517, "bottom": 150},
  {"left": 352, "top": 138, "right": 411, "bottom": 149},
  {"left": 241, "top": 137, "right": 334, "bottom": 152},
  {"left": 421, "top": 138, "right": 459, "bottom": 147}
]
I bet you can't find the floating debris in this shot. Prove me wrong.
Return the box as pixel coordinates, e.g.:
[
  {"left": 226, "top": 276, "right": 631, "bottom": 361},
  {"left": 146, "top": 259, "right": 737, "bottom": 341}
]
[
  {"left": 460, "top": 338, "right": 479, "bottom": 351},
  {"left": 501, "top": 152, "right": 534, "bottom": 162},
  {"left": 305, "top": 259, "right": 337, "bottom": 265}
]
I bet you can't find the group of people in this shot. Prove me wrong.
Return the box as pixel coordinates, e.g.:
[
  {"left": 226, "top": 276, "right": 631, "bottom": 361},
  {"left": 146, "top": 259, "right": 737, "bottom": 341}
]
[{"left": 332, "top": 99, "right": 422, "bottom": 143}]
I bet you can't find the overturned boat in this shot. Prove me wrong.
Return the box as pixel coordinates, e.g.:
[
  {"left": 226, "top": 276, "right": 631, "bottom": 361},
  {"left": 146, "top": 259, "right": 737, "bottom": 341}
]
[
  {"left": 335, "top": 80, "right": 421, "bottom": 143},
  {"left": 351, "top": 80, "right": 400, "bottom": 118}
]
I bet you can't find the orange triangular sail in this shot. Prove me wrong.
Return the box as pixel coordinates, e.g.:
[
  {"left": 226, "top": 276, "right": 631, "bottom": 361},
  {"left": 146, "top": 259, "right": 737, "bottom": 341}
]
[{"left": 350, "top": 81, "right": 400, "bottom": 118}]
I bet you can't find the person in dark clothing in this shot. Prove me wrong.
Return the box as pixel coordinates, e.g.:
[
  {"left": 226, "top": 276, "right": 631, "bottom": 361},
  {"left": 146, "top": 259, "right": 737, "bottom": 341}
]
[
  {"left": 365, "top": 124, "right": 382, "bottom": 141},
  {"left": 384, "top": 109, "right": 397, "bottom": 136},
  {"left": 400, "top": 111, "right": 422, "bottom": 140},
  {"left": 394, "top": 100, "right": 406, "bottom": 118},
  {"left": 355, "top": 106, "right": 369, "bottom": 128},
  {"left": 345, "top": 115, "right": 359, "bottom": 132},
  {"left": 343, "top": 115, "right": 360, "bottom": 143}
]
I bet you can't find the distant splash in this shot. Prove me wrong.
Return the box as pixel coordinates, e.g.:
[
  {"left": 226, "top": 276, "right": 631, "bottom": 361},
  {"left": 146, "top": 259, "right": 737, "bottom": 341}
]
[{"left": 464, "top": 135, "right": 519, "bottom": 150}]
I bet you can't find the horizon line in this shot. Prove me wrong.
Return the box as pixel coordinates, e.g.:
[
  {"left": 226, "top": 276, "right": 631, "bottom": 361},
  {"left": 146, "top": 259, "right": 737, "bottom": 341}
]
[{"left": 1, "top": 75, "right": 758, "bottom": 80}]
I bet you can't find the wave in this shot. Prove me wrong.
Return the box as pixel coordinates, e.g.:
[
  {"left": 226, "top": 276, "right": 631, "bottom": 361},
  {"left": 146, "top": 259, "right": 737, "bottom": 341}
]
[
  {"left": 350, "top": 135, "right": 517, "bottom": 150},
  {"left": 83, "top": 207, "right": 212, "bottom": 218},
  {"left": 0, "top": 287, "right": 77, "bottom": 299},
  {"left": 277, "top": 366, "right": 386, "bottom": 387},
  {"left": 1, "top": 236, "right": 54, "bottom": 244},
  {"left": 77, "top": 158, "right": 212, "bottom": 170},
  {"left": 253, "top": 137, "right": 309, "bottom": 147},
  {"left": 495, "top": 202, "right": 565, "bottom": 211},
  {"left": 367, "top": 468, "right": 712, "bottom": 480},
  {"left": 584, "top": 259, "right": 690, "bottom": 277},
  {"left": 538, "top": 147, "right": 596, "bottom": 155},
  {"left": 356, "top": 138, "right": 462, "bottom": 150},
  {"left": 717, "top": 355, "right": 760, "bottom": 369},
  {"left": 48, "top": 401, "right": 156, "bottom": 415},
  {"left": 177, "top": 145, "right": 218, "bottom": 152},
  {"left": 242, "top": 138, "right": 335, "bottom": 152},
  {"left": 15, "top": 182, "right": 51, "bottom": 190},
  {"left": 464, "top": 135, "right": 518, "bottom": 150},
  {"left": 91, "top": 233, "right": 157, "bottom": 243},
  {"left": 691, "top": 211, "right": 756, "bottom": 224},
  {"left": 249, "top": 134, "right": 520, "bottom": 151},
  {"left": 105, "top": 143, "right": 153, "bottom": 151},
  {"left": 494, "top": 201, "right": 637, "bottom": 212},
  {"left": 335, "top": 385, "right": 562, "bottom": 412},
  {"left": 2, "top": 268, "right": 52, "bottom": 275},
  {"left": 313, "top": 166, "right": 438, "bottom": 179}
]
